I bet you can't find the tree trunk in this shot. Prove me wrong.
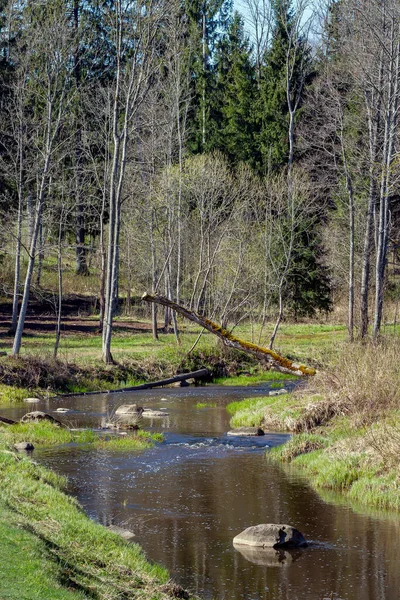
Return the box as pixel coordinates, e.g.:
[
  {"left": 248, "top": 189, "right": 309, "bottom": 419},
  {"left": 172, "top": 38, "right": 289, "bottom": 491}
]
[
  {"left": 54, "top": 212, "right": 63, "bottom": 359},
  {"left": 10, "top": 136, "right": 24, "bottom": 335}
]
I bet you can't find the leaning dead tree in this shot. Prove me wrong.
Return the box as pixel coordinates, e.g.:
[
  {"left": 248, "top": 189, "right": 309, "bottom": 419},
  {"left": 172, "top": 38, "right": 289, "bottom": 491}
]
[{"left": 142, "top": 293, "right": 316, "bottom": 376}]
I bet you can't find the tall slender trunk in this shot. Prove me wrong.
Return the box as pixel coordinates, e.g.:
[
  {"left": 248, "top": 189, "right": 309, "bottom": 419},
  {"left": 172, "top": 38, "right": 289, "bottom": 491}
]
[
  {"left": 99, "top": 188, "right": 107, "bottom": 331},
  {"left": 54, "top": 209, "right": 64, "bottom": 359},
  {"left": 150, "top": 208, "right": 158, "bottom": 339},
  {"left": 269, "top": 284, "right": 283, "bottom": 349},
  {"left": 10, "top": 129, "right": 24, "bottom": 334},
  {"left": 373, "top": 32, "right": 400, "bottom": 339},
  {"left": 360, "top": 54, "right": 383, "bottom": 338},
  {"left": 12, "top": 164, "right": 49, "bottom": 356},
  {"left": 347, "top": 172, "right": 355, "bottom": 341},
  {"left": 36, "top": 217, "right": 43, "bottom": 287}
]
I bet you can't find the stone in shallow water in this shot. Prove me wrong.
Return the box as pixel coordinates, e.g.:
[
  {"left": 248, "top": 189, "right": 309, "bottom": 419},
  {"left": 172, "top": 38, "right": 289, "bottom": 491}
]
[
  {"left": 20, "top": 411, "right": 63, "bottom": 426},
  {"left": 233, "top": 524, "right": 307, "bottom": 548},
  {"left": 107, "top": 525, "right": 135, "bottom": 540},
  {"left": 56, "top": 407, "right": 70, "bottom": 413},
  {"left": 115, "top": 404, "right": 144, "bottom": 416},
  {"left": 24, "top": 397, "right": 41, "bottom": 403},
  {"left": 142, "top": 409, "right": 169, "bottom": 418},
  {"left": 226, "top": 427, "right": 264, "bottom": 437},
  {"left": 269, "top": 389, "right": 288, "bottom": 397},
  {"left": 14, "top": 442, "right": 34, "bottom": 451}
]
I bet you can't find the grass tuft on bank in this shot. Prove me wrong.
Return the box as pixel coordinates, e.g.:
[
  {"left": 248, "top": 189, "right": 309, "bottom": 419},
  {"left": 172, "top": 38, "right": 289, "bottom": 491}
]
[{"left": 0, "top": 421, "right": 163, "bottom": 452}]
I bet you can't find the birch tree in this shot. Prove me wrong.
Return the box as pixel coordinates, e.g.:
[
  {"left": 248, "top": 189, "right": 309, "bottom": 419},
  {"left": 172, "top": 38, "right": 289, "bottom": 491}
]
[
  {"left": 10, "top": 0, "right": 74, "bottom": 356},
  {"left": 101, "top": 0, "right": 165, "bottom": 364}
]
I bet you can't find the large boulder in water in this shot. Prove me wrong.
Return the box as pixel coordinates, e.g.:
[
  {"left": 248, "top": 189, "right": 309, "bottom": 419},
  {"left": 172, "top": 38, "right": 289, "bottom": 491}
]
[{"left": 233, "top": 524, "right": 307, "bottom": 549}]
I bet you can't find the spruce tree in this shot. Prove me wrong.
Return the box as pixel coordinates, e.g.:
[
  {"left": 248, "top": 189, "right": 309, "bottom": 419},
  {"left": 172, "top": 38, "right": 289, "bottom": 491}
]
[
  {"left": 184, "top": 0, "right": 233, "bottom": 153},
  {"left": 259, "top": 0, "right": 310, "bottom": 172},
  {"left": 211, "top": 12, "right": 259, "bottom": 166}
]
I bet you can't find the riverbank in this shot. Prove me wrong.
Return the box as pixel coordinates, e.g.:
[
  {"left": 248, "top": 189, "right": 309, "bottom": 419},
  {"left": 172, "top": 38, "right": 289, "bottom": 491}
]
[
  {"left": 227, "top": 340, "right": 400, "bottom": 512},
  {"left": 0, "top": 319, "right": 346, "bottom": 401},
  {"left": 0, "top": 422, "right": 193, "bottom": 600}
]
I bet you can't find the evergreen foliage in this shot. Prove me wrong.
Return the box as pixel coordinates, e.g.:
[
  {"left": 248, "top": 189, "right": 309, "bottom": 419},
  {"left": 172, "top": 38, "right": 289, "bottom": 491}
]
[{"left": 211, "top": 12, "right": 259, "bottom": 167}]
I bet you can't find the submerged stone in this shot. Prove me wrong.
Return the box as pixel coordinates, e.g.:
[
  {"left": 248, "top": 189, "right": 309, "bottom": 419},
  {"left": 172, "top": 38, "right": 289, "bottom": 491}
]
[
  {"left": 142, "top": 409, "right": 169, "bottom": 418},
  {"left": 107, "top": 525, "right": 135, "bottom": 540},
  {"left": 269, "top": 389, "right": 288, "bottom": 396},
  {"left": 227, "top": 427, "right": 264, "bottom": 437},
  {"left": 233, "top": 524, "right": 307, "bottom": 548},
  {"left": 24, "top": 397, "right": 41, "bottom": 403}
]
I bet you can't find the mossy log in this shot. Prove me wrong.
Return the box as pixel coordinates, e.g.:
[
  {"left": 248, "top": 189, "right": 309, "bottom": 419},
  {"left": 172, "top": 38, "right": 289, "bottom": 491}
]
[{"left": 141, "top": 293, "right": 316, "bottom": 377}]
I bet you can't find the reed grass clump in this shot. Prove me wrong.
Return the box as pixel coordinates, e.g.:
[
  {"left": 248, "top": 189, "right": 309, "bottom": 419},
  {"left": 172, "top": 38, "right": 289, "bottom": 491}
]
[
  {"left": 259, "top": 340, "right": 400, "bottom": 511},
  {"left": 310, "top": 340, "right": 400, "bottom": 418}
]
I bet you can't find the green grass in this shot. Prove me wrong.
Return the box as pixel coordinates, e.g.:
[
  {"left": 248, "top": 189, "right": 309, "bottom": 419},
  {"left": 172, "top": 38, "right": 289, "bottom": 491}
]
[
  {"left": 94, "top": 430, "right": 164, "bottom": 451},
  {"left": 0, "top": 383, "right": 32, "bottom": 403},
  {"left": 225, "top": 393, "right": 305, "bottom": 429},
  {"left": 0, "top": 421, "right": 163, "bottom": 452},
  {"left": 2, "top": 421, "right": 97, "bottom": 446},
  {"left": 0, "top": 449, "right": 180, "bottom": 599},
  {"left": 0, "top": 506, "right": 88, "bottom": 600},
  {"left": 0, "top": 421, "right": 188, "bottom": 599},
  {"left": 214, "top": 371, "right": 295, "bottom": 386},
  {"left": 268, "top": 414, "right": 400, "bottom": 511},
  {"left": 194, "top": 401, "right": 217, "bottom": 409}
]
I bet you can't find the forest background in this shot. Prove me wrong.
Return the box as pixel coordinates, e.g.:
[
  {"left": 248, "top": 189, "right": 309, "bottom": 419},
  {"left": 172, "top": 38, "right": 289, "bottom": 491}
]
[{"left": 0, "top": 0, "right": 399, "bottom": 364}]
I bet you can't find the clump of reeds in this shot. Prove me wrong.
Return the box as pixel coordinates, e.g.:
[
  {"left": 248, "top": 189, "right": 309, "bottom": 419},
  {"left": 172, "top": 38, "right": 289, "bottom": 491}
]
[{"left": 305, "top": 339, "right": 400, "bottom": 420}]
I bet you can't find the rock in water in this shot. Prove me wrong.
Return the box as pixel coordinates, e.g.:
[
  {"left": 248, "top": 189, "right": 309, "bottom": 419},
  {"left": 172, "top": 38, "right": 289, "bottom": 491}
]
[
  {"left": 107, "top": 525, "right": 135, "bottom": 541},
  {"left": 142, "top": 409, "right": 169, "bottom": 418},
  {"left": 115, "top": 404, "right": 144, "bottom": 416},
  {"left": 20, "top": 411, "right": 63, "bottom": 426},
  {"left": 227, "top": 427, "right": 264, "bottom": 436},
  {"left": 24, "top": 398, "right": 41, "bottom": 403},
  {"left": 233, "top": 524, "right": 307, "bottom": 548},
  {"left": 269, "top": 389, "right": 288, "bottom": 397},
  {"left": 14, "top": 442, "right": 34, "bottom": 451}
]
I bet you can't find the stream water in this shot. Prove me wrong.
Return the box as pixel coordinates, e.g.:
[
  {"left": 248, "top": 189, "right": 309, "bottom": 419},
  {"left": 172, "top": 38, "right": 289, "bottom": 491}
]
[{"left": 3, "top": 384, "right": 400, "bottom": 599}]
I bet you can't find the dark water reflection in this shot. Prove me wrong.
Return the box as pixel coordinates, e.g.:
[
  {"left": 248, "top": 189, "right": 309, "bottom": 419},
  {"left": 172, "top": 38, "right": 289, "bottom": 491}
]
[{"left": 4, "top": 384, "right": 400, "bottom": 599}]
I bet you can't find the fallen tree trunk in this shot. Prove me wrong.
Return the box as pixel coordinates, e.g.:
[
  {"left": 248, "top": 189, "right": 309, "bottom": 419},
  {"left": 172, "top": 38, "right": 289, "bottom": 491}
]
[
  {"left": 142, "top": 293, "right": 316, "bottom": 376},
  {"left": 59, "top": 368, "right": 209, "bottom": 398}
]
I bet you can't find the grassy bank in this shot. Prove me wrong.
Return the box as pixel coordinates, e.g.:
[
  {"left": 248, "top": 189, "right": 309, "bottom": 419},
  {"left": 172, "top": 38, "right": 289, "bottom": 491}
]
[
  {"left": 0, "top": 318, "right": 353, "bottom": 400},
  {"left": 0, "top": 420, "right": 163, "bottom": 451},
  {"left": 226, "top": 340, "right": 400, "bottom": 511},
  {"left": 0, "top": 421, "right": 192, "bottom": 600},
  {"left": 0, "top": 450, "right": 191, "bottom": 599}
]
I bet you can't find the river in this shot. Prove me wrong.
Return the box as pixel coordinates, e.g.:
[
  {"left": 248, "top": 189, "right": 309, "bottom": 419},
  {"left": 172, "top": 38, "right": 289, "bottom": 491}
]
[{"left": 3, "top": 384, "right": 400, "bottom": 599}]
